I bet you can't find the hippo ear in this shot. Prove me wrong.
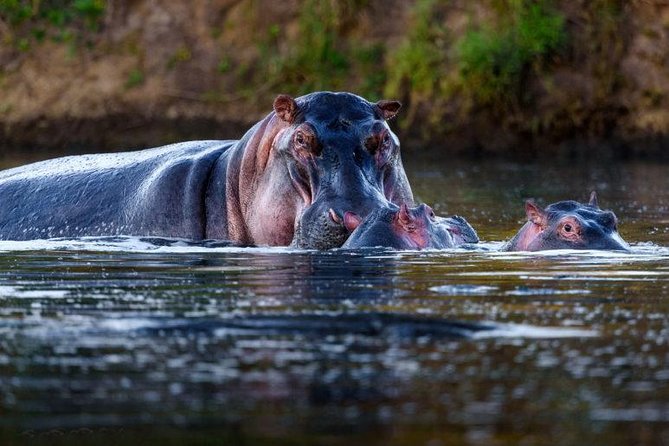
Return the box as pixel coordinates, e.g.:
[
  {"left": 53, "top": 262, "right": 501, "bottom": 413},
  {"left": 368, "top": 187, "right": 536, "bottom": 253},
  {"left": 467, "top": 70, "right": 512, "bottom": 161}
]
[
  {"left": 525, "top": 200, "right": 547, "bottom": 227},
  {"left": 588, "top": 191, "right": 599, "bottom": 208},
  {"left": 376, "top": 100, "right": 402, "bottom": 120},
  {"left": 273, "top": 94, "right": 298, "bottom": 123}
]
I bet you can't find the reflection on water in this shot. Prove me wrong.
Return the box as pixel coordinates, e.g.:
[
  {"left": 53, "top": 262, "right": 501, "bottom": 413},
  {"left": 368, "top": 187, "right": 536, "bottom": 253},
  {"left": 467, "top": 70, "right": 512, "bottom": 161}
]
[{"left": 1, "top": 158, "right": 669, "bottom": 445}]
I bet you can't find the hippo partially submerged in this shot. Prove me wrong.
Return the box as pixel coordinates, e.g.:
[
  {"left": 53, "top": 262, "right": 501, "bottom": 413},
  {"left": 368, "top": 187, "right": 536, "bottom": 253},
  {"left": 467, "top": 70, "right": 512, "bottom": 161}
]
[
  {"left": 0, "top": 92, "right": 413, "bottom": 249},
  {"left": 342, "top": 204, "right": 479, "bottom": 250},
  {"left": 503, "top": 192, "right": 629, "bottom": 251}
]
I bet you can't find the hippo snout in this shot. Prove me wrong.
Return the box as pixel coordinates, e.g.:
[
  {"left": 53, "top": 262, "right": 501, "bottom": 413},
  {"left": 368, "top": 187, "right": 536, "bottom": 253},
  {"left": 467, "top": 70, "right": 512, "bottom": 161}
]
[
  {"left": 437, "top": 215, "right": 480, "bottom": 244},
  {"left": 342, "top": 204, "right": 479, "bottom": 250}
]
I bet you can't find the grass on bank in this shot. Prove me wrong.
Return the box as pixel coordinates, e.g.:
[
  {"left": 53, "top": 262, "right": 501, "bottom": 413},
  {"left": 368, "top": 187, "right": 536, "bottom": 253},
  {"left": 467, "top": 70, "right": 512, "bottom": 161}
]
[{"left": 0, "top": 0, "right": 105, "bottom": 49}]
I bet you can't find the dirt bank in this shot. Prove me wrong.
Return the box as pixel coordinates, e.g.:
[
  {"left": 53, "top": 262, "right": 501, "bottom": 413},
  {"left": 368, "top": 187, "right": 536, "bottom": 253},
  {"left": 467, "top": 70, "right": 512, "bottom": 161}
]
[{"left": 1, "top": 0, "right": 669, "bottom": 158}]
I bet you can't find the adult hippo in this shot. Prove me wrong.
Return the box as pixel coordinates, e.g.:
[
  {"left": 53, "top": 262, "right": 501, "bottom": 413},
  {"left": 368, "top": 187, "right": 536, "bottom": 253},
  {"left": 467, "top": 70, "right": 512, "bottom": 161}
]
[
  {"left": 0, "top": 92, "right": 413, "bottom": 248},
  {"left": 503, "top": 192, "right": 629, "bottom": 251},
  {"left": 342, "top": 203, "right": 479, "bottom": 250}
]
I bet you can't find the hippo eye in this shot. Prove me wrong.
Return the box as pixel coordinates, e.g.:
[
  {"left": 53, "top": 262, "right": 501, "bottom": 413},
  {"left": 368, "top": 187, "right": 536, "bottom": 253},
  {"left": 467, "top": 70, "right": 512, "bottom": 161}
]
[
  {"left": 559, "top": 219, "right": 581, "bottom": 240},
  {"left": 295, "top": 131, "right": 306, "bottom": 146},
  {"left": 353, "top": 148, "right": 363, "bottom": 164},
  {"left": 292, "top": 127, "right": 321, "bottom": 156},
  {"left": 366, "top": 130, "right": 393, "bottom": 155},
  {"left": 382, "top": 133, "right": 391, "bottom": 148}
]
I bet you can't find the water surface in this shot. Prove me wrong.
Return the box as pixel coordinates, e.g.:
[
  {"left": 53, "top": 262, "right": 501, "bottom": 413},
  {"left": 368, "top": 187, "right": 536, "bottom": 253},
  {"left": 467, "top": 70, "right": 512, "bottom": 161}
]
[{"left": 1, "top": 157, "right": 669, "bottom": 445}]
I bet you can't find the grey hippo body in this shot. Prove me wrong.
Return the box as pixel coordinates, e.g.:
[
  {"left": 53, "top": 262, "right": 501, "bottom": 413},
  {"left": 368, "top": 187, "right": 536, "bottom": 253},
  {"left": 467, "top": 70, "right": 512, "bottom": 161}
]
[
  {"left": 0, "top": 141, "right": 232, "bottom": 240},
  {"left": 0, "top": 92, "right": 413, "bottom": 248},
  {"left": 503, "top": 192, "right": 629, "bottom": 251}
]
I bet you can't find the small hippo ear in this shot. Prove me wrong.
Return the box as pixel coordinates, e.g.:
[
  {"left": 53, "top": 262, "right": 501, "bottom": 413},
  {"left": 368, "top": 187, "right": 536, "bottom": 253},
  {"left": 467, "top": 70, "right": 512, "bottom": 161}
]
[
  {"left": 588, "top": 191, "right": 599, "bottom": 208},
  {"left": 525, "top": 200, "right": 547, "bottom": 227},
  {"left": 273, "top": 94, "right": 298, "bottom": 123},
  {"left": 376, "top": 100, "right": 402, "bottom": 120}
]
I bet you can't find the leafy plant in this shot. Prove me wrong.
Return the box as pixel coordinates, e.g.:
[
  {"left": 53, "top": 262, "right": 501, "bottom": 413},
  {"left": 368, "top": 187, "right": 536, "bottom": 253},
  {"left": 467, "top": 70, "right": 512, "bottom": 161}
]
[
  {"left": 252, "top": 0, "right": 382, "bottom": 96},
  {"left": 0, "top": 0, "right": 105, "bottom": 49},
  {"left": 385, "top": 0, "right": 446, "bottom": 101},
  {"left": 267, "top": 0, "right": 350, "bottom": 93},
  {"left": 125, "top": 68, "right": 144, "bottom": 89},
  {"left": 0, "top": 0, "right": 34, "bottom": 25},
  {"left": 167, "top": 46, "right": 192, "bottom": 69},
  {"left": 455, "top": 0, "right": 565, "bottom": 105}
]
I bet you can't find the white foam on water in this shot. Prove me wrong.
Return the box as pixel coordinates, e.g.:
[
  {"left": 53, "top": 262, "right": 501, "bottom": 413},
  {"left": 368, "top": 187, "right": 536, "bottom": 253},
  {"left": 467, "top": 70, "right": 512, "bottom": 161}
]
[
  {"left": 504, "top": 288, "right": 592, "bottom": 296},
  {"left": 0, "top": 237, "right": 305, "bottom": 254},
  {"left": 485, "top": 243, "right": 669, "bottom": 262},
  {"left": 590, "top": 407, "right": 669, "bottom": 422},
  {"left": 473, "top": 322, "right": 597, "bottom": 339},
  {"left": 99, "top": 318, "right": 164, "bottom": 331},
  {"left": 0, "top": 237, "right": 157, "bottom": 252},
  {"left": 0, "top": 237, "right": 665, "bottom": 261},
  {"left": 0, "top": 285, "right": 70, "bottom": 299},
  {"left": 429, "top": 284, "right": 499, "bottom": 295}
]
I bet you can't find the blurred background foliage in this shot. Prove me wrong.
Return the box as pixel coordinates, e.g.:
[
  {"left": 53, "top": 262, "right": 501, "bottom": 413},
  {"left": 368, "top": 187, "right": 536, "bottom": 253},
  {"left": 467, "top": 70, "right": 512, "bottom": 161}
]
[
  {"left": 0, "top": 0, "right": 667, "bottom": 157},
  {"left": 1, "top": 0, "right": 104, "bottom": 49}
]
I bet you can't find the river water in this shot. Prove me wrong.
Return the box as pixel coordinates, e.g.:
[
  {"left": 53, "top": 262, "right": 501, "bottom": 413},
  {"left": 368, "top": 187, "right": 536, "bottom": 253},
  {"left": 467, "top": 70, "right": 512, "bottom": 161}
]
[{"left": 1, "top": 156, "right": 668, "bottom": 445}]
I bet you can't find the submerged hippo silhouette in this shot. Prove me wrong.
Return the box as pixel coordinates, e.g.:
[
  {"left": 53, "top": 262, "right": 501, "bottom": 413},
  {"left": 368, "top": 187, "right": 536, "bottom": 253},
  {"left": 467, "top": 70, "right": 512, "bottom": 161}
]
[
  {"left": 342, "top": 203, "right": 479, "bottom": 250},
  {"left": 503, "top": 192, "right": 629, "bottom": 251},
  {"left": 0, "top": 92, "right": 414, "bottom": 249}
]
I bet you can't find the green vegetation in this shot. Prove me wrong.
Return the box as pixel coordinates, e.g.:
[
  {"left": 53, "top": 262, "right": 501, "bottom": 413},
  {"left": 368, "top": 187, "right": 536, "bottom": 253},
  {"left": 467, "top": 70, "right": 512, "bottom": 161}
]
[
  {"left": 0, "top": 0, "right": 659, "bottom": 154},
  {"left": 385, "top": 0, "right": 566, "bottom": 132},
  {"left": 456, "top": 0, "right": 565, "bottom": 105},
  {"left": 580, "top": 0, "right": 624, "bottom": 100},
  {"left": 125, "top": 68, "right": 144, "bottom": 89},
  {"left": 383, "top": 0, "right": 450, "bottom": 130},
  {"left": 280, "top": 0, "right": 350, "bottom": 91},
  {"left": 167, "top": 46, "right": 192, "bottom": 70},
  {"left": 0, "top": 0, "right": 105, "bottom": 47},
  {"left": 385, "top": 0, "right": 447, "bottom": 102},
  {"left": 253, "top": 0, "right": 386, "bottom": 99},
  {"left": 261, "top": 0, "right": 350, "bottom": 93},
  {"left": 217, "top": 56, "right": 231, "bottom": 74}
]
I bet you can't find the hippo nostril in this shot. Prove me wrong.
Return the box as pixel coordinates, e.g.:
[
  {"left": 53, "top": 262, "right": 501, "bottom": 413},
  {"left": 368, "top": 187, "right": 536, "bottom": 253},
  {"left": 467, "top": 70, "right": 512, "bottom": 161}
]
[
  {"left": 328, "top": 208, "right": 342, "bottom": 224},
  {"left": 343, "top": 211, "right": 362, "bottom": 232}
]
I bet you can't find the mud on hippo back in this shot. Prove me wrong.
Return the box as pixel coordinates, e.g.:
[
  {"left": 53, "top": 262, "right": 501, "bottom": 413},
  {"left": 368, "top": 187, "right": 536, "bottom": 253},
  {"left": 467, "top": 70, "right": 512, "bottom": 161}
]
[
  {"left": 342, "top": 203, "right": 479, "bottom": 250},
  {"left": 0, "top": 92, "right": 413, "bottom": 249},
  {"left": 503, "top": 192, "right": 629, "bottom": 251}
]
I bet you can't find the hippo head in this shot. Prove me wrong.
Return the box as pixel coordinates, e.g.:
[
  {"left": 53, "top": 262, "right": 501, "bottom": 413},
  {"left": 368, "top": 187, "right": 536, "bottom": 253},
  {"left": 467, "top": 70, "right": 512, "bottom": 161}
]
[
  {"left": 342, "top": 203, "right": 479, "bottom": 250},
  {"left": 505, "top": 192, "right": 630, "bottom": 251},
  {"left": 434, "top": 214, "right": 480, "bottom": 247},
  {"left": 270, "top": 92, "right": 413, "bottom": 249}
]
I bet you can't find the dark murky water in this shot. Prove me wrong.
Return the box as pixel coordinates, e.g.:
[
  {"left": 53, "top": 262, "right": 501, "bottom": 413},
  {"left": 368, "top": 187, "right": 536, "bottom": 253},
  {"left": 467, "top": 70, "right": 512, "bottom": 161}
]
[{"left": 1, "top": 157, "right": 669, "bottom": 445}]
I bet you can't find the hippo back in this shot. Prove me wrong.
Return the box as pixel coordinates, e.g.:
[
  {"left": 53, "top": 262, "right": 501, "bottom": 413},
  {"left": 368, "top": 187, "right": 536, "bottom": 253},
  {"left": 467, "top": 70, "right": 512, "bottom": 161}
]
[{"left": 0, "top": 140, "right": 234, "bottom": 240}]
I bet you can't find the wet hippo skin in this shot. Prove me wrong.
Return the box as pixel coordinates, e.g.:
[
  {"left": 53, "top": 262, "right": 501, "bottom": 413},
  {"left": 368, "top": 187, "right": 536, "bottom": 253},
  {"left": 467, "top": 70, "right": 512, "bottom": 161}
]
[
  {"left": 0, "top": 92, "right": 414, "bottom": 249},
  {"left": 503, "top": 192, "right": 630, "bottom": 251},
  {"left": 342, "top": 203, "right": 479, "bottom": 250}
]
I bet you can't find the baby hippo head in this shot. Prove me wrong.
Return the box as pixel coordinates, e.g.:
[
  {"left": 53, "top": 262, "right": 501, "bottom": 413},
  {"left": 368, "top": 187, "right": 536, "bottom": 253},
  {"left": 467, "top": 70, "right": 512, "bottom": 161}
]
[
  {"left": 505, "top": 191, "right": 630, "bottom": 251},
  {"left": 342, "top": 203, "right": 478, "bottom": 250}
]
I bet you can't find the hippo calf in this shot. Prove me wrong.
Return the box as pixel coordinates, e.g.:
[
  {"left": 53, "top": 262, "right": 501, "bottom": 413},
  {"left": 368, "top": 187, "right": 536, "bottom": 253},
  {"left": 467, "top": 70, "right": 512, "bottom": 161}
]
[
  {"left": 342, "top": 203, "right": 479, "bottom": 250},
  {"left": 503, "top": 192, "right": 629, "bottom": 251}
]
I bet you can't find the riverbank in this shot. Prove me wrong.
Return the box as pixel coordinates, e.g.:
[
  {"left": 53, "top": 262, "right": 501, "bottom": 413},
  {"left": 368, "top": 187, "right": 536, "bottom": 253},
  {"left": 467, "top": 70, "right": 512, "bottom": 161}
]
[{"left": 1, "top": 0, "right": 669, "bottom": 158}]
